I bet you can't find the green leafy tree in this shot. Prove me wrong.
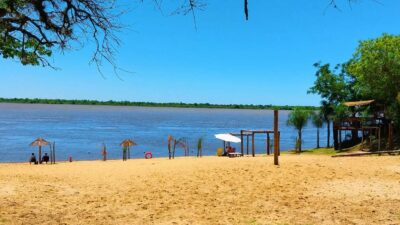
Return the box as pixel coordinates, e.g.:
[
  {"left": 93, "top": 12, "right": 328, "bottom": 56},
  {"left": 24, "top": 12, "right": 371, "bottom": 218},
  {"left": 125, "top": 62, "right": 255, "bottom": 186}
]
[
  {"left": 308, "top": 63, "right": 351, "bottom": 147},
  {"left": 308, "top": 62, "right": 350, "bottom": 105},
  {"left": 347, "top": 33, "right": 400, "bottom": 127},
  {"left": 332, "top": 104, "right": 349, "bottom": 123},
  {"left": 311, "top": 111, "right": 324, "bottom": 148},
  {"left": 320, "top": 100, "right": 334, "bottom": 147},
  {"left": 287, "top": 108, "right": 311, "bottom": 153}
]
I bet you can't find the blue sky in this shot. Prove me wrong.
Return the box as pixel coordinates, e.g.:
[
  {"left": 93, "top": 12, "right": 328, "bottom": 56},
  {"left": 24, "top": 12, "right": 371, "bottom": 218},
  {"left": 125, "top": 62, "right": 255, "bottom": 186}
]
[{"left": 1, "top": 0, "right": 400, "bottom": 106}]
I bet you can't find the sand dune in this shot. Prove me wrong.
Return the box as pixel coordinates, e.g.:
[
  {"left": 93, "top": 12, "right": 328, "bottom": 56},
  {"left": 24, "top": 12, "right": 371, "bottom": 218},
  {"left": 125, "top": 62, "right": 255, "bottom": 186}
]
[{"left": 0, "top": 155, "right": 399, "bottom": 225}]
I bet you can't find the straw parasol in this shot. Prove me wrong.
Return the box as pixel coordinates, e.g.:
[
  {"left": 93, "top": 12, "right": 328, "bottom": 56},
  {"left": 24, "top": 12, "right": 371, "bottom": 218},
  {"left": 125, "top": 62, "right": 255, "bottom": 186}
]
[
  {"left": 344, "top": 100, "right": 375, "bottom": 107},
  {"left": 120, "top": 139, "right": 137, "bottom": 159},
  {"left": 30, "top": 137, "right": 49, "bottom": 164}
]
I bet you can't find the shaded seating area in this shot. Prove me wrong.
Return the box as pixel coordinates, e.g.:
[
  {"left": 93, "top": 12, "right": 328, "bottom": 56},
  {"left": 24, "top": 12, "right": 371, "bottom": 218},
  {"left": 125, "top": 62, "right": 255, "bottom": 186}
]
[
  {"left": 215, "top": 133, "right": 242, "bottom": 156},
  {"left": 334, "top": 100, "right": 395, "bottom": 151},
  {"left": 228, "top": 152, "right": 243, "bottom": 158},
  {"left": 230, "top": 130, "right": 280, "bottom": 157},
  {"left": 29, "top": 137, "right": 56, "bottom": 164}
]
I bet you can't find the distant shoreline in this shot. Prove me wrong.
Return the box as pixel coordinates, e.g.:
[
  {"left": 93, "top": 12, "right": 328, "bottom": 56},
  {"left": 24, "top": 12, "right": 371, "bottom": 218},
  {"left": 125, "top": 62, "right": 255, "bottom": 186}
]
[{"left": 0, "top": 98, "right": 318, "bottom": 110}]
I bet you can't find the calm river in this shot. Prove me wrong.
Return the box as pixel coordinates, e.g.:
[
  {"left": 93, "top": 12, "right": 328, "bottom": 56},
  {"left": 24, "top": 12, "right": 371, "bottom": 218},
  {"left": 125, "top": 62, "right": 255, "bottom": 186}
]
[{"left": 0, "top": 103, "right": 329, "bottom": 162}]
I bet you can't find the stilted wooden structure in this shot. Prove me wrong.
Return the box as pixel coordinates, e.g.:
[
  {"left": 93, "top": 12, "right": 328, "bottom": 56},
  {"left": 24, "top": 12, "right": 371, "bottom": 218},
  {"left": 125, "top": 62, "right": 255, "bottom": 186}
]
[
  {"left": 334, "top": 100, "right": 393, "bottom": 151},
  {"left": 230, "top": 110, "right": 280, "bottom": 159},
  {"left": 231, "top": 130, "right": 279, "bottom": 157}
]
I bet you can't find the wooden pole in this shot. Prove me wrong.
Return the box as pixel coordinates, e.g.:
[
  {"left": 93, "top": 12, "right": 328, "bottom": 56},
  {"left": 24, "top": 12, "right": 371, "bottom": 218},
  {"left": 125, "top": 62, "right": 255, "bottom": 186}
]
[
  {"left": 361, "top": 128, "right": 364, "bottom": 151},
  {"left": 246, "top": 135, "right": 249, "bottom": 155},
  {"left": 39, "top": 146, "right": 42, "bottom": 164},
  {"left": 389, "top": 123, "right": 394, "bottom": 150},
  {"left": 251, "top": 133, "right": 255, "bottom": 157},
  {"left": 267, "top": 133, "right": 270, "bottom": 155},
  {"left": 51, "top": 143, "right": 53, "bottom": 164},
  {"left": 53, "top": 142, "right": 56, "bottom": 164},
  {"left": 274, "top": 110, "right": 279, "bottom": 165},
  {"left": 378, "top": 127, "right": 381, "bottom": 151},
  {"left": 240, "top": 130, "right": 244, "bottom": 155},
  {"left": 49, "top": 143, "right": 53, "bottom": 164}
]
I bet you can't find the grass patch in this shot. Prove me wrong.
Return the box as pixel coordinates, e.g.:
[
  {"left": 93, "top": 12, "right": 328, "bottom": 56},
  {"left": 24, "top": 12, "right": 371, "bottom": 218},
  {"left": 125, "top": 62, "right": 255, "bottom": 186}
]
[
  {"left": 284, "top": 144, "right": 365, "bottom": 156},
  {"left": 302, "top": 148, "right": 337, "bottom": 155},
  {"left": 283, "top": 148, "right": 336, "bottom": 155}
]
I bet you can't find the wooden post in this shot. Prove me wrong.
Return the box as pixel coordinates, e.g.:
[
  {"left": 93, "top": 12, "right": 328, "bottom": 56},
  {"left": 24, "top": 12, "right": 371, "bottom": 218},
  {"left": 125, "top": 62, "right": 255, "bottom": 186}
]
[
  {"left": 251, "top": 133, "right": 255, "bottom": 157},
  {"left": 39, "top": 145, "right": 42, "bottom": 164},
  {"left": 53, "top": 142, "right": 56, "bottom": 164},
  {"left": 240, "top": 130, "right": 244, "bottom": 155},
  {"left": 369, "top": 129, "right": 372, "bottom": 150},
  {"left": 389, "top": 123, "right": 394, "bottom": 150},
  {"left": 361, "top": 128, "right": 364, "bottom": 151},
  {"left": 267, "top": 133, "right": 270, "bottom": 155},
  {"left": 49, "top": 143, "right": 53, "bottom": 164},
  {"left": 274, "top": 110, "right": 279, "bottom": 165},
  {"left": 246, "top": 135, "right": 249, "bottom": 155},
  {"left": 378, "top": 127, "right": 381, "bottom": 151}
]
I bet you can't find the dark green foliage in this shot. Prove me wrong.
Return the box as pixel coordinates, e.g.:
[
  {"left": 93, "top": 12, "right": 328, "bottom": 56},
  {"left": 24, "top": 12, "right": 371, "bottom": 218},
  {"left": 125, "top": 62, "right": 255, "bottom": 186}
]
[
  {"left": 311, "top": 111, "right": 324, "bottom": 128},
  {"left": 332, "top": 104, "right": 349, "bottom": 122},
  {"left": 311, "top": 111, "right": 324, "bottom": 148},
  {"left": 308, "top": 62, "right": 351, "bottom": 105},
  {"left": 0, "top": 97, "right": 318, "bottom": 110},
  {"left": 347, "top": 33, "right": 400, "bottom": 127},
  {"left": 287, "top": 108, "right": 311, "bottom": 153}
]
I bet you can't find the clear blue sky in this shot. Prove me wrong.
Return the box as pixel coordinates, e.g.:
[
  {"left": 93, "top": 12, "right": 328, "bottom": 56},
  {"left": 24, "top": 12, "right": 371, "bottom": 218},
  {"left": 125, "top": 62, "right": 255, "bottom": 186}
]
[{"left": 1, "top": 0, "right": 400, "bottom": 106}]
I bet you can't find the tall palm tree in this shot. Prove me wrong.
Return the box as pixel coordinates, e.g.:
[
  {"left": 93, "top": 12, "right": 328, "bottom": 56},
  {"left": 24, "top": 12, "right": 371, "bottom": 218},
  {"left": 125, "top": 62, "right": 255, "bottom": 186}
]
[
  {"left": 287, "top": 108, "right": 311, "bottom": 153},
  {"left": 311, "top": 111, "right": 324, "bottom": 148},
  {"left": 321, "top": 100, "right": 334, "bottom": 148}
]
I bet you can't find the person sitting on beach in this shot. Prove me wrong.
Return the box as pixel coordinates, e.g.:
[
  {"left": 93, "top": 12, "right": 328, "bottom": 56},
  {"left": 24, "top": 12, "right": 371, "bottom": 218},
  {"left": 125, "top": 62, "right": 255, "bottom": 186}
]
[
  {"left": 42, "top": 153, "right": 50, "bottom": 164},
  {"left": 29, "top": 153, "right": 37, "bottom": 165},
  {"left": 122, "top": 146, "right": 127, "bottom": 161},
  {"left": 227, "top": 146, "right": 235, "bottom": 153}
]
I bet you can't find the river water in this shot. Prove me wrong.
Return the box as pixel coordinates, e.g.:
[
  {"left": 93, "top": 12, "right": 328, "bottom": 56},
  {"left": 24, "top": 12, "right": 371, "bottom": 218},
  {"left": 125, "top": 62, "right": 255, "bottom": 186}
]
[{"left": 0, "top": 103, "right": 329, "bottom": 162}]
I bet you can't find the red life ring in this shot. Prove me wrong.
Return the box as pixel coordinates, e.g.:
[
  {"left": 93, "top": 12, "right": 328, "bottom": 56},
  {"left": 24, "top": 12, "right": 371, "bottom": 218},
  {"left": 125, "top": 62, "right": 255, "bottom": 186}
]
[{"left": 144, "top": 152, "right": 152, "bottom": 159}]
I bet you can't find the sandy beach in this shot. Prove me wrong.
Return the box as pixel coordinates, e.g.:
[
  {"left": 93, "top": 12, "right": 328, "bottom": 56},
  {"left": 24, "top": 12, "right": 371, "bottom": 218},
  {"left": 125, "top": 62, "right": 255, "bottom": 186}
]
[{"left": 0, "top": 154, "right": 399, "bottom": 225}]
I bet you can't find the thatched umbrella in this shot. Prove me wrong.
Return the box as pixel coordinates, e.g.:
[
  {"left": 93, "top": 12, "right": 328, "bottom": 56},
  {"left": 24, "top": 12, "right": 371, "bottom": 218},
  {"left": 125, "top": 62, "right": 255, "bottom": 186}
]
[
  {"left": 30, "top": 137, "right": 49, "bottom": 164},
  {"left": 120, "top": 139, "right": 137, "bottom": 159}
]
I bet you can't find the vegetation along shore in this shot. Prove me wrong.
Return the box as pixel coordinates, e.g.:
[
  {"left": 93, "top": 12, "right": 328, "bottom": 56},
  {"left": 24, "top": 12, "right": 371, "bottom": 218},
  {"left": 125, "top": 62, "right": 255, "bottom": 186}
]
[{"left": 0, "top": 98, "right": 318, "bottom": 111}]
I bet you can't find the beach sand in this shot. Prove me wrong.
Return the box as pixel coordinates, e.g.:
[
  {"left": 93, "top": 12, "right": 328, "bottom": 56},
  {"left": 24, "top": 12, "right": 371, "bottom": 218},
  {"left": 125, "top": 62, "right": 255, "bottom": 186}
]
[{"left": 0, "top": 154, "right": 399, "bottom": 225}]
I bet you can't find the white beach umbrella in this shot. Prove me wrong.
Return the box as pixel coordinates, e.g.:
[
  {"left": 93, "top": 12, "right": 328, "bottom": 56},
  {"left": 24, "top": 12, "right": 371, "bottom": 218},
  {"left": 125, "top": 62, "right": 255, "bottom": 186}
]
[{"left": 214, "top": 133, "right": 241, "bottom": 143}]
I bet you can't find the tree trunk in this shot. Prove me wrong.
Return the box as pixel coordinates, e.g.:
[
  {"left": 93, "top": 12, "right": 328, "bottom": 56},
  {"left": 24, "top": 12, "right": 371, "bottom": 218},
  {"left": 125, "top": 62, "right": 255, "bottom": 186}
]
[
  {"left": 39, "top": 146, "right": 42, "bottom": 164},
  {"left": 327, "top": 119, "right": 331, "bottom": 148},
  {"left": 317, "top": 127, "right": 320, "bottom": 149},
  {"left": 298, "top": 130, "right": 302, "bottom": 153},
  {"left": 333, "top": 127, "right": 339, "bottom": 150},
  {"left": 173, "top": 142, "right": 176, "bottom": 159}
]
